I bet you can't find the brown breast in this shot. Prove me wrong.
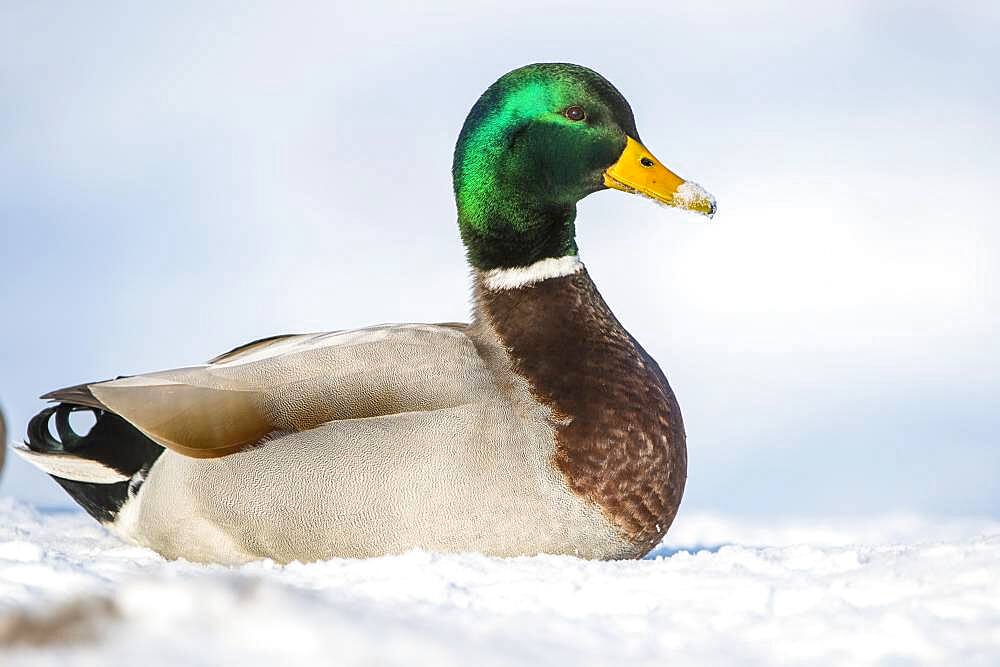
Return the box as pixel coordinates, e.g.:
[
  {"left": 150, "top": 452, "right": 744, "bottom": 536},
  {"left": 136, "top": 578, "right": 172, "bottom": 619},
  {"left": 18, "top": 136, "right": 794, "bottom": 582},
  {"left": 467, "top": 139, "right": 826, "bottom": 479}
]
[{"left": 474, "top": 269, "right": 687, "bottom": 555}]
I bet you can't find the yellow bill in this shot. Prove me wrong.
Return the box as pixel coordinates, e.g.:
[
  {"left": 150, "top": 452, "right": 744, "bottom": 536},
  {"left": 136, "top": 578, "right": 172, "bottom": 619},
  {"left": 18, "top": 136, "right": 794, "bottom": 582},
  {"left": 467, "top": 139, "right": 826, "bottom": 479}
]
[{"left": 604, "top": 136, "right": 716, "bottom": 217}]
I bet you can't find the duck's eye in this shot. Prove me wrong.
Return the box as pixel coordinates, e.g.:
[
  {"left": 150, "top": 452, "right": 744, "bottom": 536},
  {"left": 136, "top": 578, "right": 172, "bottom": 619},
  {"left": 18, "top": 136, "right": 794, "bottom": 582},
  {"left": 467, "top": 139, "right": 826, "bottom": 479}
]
[{"left": 563, "top": 106, "right": 587, "bottom": 122}]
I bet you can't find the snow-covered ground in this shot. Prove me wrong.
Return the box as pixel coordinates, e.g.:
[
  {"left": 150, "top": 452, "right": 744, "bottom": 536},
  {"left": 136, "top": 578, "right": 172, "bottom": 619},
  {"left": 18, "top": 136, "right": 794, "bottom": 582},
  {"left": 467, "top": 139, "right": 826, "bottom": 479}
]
[{"left": 1, "top": 497, "right": 998, "bottom": 666}]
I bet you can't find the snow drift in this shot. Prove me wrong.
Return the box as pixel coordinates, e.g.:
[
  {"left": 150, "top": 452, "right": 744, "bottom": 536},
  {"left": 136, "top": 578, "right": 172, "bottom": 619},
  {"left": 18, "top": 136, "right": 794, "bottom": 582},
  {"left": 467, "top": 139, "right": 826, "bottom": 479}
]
[{"left": 1, "top": 498, "right": 998, "bottom": 665}]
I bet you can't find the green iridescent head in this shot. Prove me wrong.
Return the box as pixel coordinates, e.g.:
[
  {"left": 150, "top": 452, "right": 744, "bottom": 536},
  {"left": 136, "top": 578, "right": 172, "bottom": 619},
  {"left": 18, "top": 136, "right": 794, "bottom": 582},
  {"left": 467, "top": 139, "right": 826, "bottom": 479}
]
[{"left": 452, "top": 63, "right": 715, "bottom": 271}]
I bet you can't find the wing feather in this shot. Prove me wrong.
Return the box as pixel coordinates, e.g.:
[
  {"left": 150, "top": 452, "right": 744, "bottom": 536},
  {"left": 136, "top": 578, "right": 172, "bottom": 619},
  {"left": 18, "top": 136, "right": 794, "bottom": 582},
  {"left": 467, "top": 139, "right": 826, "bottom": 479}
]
[
  {"left": 41, "top": 382, "right": 109, "bottom": 410},
  {"left": 74, "top": 323, "right": 490, "bottom": 459}
]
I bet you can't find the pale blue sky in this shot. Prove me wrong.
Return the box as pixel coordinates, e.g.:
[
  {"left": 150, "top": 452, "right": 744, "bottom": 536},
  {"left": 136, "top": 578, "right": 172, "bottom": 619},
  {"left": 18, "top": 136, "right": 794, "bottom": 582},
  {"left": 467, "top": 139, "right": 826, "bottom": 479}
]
[{"left": 1, "top": 1, "right": 997, "bottom": 515}]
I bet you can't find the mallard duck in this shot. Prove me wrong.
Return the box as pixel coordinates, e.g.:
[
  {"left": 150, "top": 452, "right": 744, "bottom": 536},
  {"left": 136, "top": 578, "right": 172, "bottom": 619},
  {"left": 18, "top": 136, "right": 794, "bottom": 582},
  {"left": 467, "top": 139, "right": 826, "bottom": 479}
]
[{"left": 16, "top": 63, "right": 715, "bottom": 563}]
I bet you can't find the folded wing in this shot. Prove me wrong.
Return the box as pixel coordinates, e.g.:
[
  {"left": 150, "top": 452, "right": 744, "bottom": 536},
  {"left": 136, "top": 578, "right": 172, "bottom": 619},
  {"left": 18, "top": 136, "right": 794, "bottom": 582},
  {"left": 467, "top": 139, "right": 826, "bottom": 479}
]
[{"left": 47, "top": 323, "right": 493, "bottom": 459}]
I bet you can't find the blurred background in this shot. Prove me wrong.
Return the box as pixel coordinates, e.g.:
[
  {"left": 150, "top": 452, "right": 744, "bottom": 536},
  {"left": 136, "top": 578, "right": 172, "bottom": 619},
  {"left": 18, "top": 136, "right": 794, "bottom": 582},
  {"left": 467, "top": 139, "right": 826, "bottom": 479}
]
[{"left": 1, "top": 1, "right": 996, "bottom": 517}]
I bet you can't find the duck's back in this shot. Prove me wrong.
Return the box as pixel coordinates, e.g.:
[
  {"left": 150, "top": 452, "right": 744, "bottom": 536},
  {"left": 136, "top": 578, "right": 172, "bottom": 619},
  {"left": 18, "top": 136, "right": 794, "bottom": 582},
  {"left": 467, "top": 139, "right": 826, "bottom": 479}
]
[{"left": 21, "top": 320, "right": 639, "bottom": 562}]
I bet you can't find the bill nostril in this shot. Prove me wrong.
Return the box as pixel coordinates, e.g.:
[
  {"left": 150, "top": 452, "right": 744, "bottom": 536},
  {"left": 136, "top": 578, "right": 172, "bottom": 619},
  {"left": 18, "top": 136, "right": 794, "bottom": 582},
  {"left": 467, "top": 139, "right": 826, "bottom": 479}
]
[{"left": 640, "top": 157, "right": 654, "bottom": 168}]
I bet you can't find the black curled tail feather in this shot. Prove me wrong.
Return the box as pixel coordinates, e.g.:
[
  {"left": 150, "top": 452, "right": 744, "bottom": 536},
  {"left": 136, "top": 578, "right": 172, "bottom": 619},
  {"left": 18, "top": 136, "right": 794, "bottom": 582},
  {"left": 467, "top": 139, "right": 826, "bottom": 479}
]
[
  {"left": 27, "top": 404, "right": 163, "bottom": 477},
  {"left": 27, "top": 405, "right": 95, "bottom": 456},
  {"left": 26, "top": 403, "right": 164, "bottom": 523}
]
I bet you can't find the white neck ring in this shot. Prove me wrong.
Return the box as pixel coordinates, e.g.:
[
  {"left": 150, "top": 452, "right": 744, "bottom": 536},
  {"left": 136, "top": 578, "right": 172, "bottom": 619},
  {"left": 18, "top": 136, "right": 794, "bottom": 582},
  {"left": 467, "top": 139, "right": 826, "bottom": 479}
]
[{"left": 482, "top": 255, "right": 584, "bottom": 290}]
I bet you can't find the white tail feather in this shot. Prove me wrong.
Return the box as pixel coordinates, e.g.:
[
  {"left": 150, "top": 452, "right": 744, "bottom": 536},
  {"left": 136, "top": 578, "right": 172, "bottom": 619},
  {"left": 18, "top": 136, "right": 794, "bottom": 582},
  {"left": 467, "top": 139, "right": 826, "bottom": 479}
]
[{"left": 12, "top": 446, "right": 128, "bottom": 483}]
